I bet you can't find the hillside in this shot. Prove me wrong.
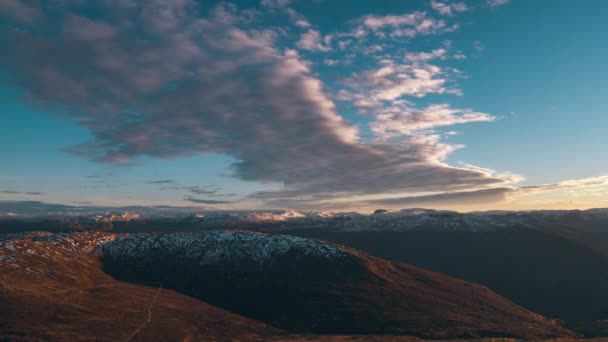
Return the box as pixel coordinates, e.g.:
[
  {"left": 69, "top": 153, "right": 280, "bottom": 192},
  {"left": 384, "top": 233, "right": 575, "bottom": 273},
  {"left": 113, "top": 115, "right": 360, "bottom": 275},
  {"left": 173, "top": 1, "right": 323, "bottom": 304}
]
[
  {"left": 0, "top": 231, "right": 576, "bottom": 340},
  {"left": 99, "top": 231, "right": 574, "bottom": 339},
  {"left": 289, "top": 228, "right": 608, "bottom": 335},
  {"left": 0, "top": 232, "right": 281, "bottom": 341}
]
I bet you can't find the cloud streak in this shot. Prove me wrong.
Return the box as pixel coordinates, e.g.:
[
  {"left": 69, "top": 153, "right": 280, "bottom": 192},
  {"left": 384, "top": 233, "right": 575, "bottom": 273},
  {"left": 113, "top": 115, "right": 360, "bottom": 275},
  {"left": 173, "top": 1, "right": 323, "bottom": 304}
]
[
  {"left": 326, "top": 188, "right": 514, "bottom": 211},
  {"left": 183, "top": 196, "right": 234, "bottom": 205},
  {"left": 487, "top": 0, "right": 510, "bottom": 7},
  {"left": 145, "top": 180, "right": 175, "bottom": 184},
  {"left": 0, "top": 190, "right": 44, "bottom": 196}
]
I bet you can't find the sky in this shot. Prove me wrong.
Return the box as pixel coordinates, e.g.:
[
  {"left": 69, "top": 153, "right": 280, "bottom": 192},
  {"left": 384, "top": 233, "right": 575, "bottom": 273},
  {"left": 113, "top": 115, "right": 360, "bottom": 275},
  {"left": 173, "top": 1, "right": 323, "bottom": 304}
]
[{"left": 1, "top": 0, "right": 608, "bottom": 213}]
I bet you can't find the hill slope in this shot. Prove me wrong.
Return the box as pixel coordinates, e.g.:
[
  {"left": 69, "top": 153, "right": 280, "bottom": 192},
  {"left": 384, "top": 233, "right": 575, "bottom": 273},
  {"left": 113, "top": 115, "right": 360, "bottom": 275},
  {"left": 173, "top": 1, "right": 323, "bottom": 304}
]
[
  {"left": 288, "top": 228, "right": 608, "bottom": 335},
  {"left": 0, "top": 232, "right": 281, "bottom": 341},
  {"left": 99, "top": 230, "right": 574, "bottom": 339}
]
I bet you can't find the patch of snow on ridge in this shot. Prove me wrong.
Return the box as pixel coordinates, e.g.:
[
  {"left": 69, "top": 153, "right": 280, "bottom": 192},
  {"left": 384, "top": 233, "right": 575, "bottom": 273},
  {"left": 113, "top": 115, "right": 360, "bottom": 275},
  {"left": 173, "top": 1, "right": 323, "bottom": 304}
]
[
  {"left": 99, "top": 231, "right": 351, "bottom": 267},
  {"left": 31, "top": 232, "right": 118, "bottom": 253},
  {"left": 247, "top": 210, "right": 306, "bottom": 223}
]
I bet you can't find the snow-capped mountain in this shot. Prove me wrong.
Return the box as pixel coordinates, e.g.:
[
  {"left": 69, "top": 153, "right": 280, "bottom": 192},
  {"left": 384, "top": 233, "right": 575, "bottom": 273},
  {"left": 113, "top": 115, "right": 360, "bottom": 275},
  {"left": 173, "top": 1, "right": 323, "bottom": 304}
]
[
  {"left": 4, "top": 207, "right": 608, "bottom": 234},
  {"left": 100, "top": 230, "right": 349, "bottom": 267},
  {"left": 222, "top": 208, "right": 608, "bottom": 232}
]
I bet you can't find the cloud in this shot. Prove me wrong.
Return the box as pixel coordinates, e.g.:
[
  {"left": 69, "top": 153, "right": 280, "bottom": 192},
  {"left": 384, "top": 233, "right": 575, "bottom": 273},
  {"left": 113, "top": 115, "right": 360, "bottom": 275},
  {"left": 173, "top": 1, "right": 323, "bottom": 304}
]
[
  {"left": 63, "top": 14, "right": 117, "bottom": 41},
  {"left": 370, "top": 104, "right": 495, "bottom": 139},
  {"left": 354, "top": 188, "right": 513, "bottom": 209},
  {"left": 255, "top": 174, "right": 608, "bottom": 210},
  {"left": 361, "top": 12, "right": 427, "bottom": 29},
  {"left": 341, "top": 59, "right": 452, "bottom": 103},
  {"left": 251, "top": 186, "right": 516, "bottom": 211},
  {"left": 487, "top": 0, "right": 510, "bottom": 7},
  {"left": 358, "top": 11, "right": 457, "bottom": 38},
  {"left": 405, "top": 48, "right": 447, "bottom": 62},
  {"left": 0, "top": 0, "right": 40, "bottom": 23},
  {"left": 0, "top": 1, "right": 509, "bottom": 208},
  {"left": 73, "top": 201, "right": 94, "bottom": 206},
  {"left": 0, "top": 190, "right": 44, "bottom": 196},
  {"left": 431, "top": 1, "right": 468, "bottom": 16},
  {"left": 260, "top": 0, "right": 291, "bottom": 9},
  {"left": 187, "top": 187, "right": 219, "bottom": 195},
  {"left": 515, "top": 175, "right": 608, "bottom": 195},
  {"left": 338, "top": 57, "right": 464, "bottom": 117},
  {"left": 0, "top": 200, "right": 215, "bottom": 216},
  {"left": 294, "top": 19, "right": 311, "bottom": 28},
  {"left": 261, "top": 0, "right": 310, "bottom": 29},
  {"left": 86, "top": 173, "right": 113, "bottom": 179},
  {"left": 210, "top": 193, "right": 238, "bottom": 197},
  {"left": 154, "top": 183, "right": 237, "bottom": 197},
  {"left": 145, "top": 180, "right": 174, "bottom": 184},
  {"left": 183, "top": 196, "right": 233, "bottom": 204},
  {"left": 458, "top": 163, "right": 525, "bottom": 185},
  {"left": 296, "top": 29, "right": 331, "bottom": 52},
  {"left": 0, "top": 201, "right": 84, "bottom": 216},
  {"left": 158, "top": 184, "right": 222, "bottom": 196}
]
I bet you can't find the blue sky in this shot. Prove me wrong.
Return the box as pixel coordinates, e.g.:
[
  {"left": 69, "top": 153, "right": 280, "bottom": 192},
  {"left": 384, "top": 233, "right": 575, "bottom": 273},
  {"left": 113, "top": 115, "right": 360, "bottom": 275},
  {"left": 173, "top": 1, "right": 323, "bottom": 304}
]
[{"left": 1, "top": 0, "right": 607, "bottom": 212}]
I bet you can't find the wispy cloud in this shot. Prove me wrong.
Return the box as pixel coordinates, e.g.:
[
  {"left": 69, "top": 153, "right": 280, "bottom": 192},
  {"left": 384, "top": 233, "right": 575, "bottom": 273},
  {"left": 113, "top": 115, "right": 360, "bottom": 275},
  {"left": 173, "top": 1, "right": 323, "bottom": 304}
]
[
  {"left": 260, "top": 0, "right": 291, "bottom": 8},
  {"left": 73, "top": 201, "right": 94, "bottom": 206},
  {"left": 183, "top": 196, "right": 234, "bottom": 205},
  {"left": 261, "top": 0, "right": 310, "bottom": 28},
  {"left": 357, "top": 11, "right": 457, "bottom": 38},
  {"left": 487, "top": 0, "right": 510, "bottom": 7},
  {"left": 335, "top": 188, "right": 514, "bottom": 211},
  {"left": 515, "top": 175, "right": 608, "bottom": 195},
  {"left": 145, "top": 180, "right": 175, "bottom": 184},
  {"left": 370, "top": 105, "right": 495, "bottom": 139},
  {"left": 188, "top": 187, "right": 219, "bottom": 195},
  {"left": 0, "top": 200, "right": 218, "bottom": 216},
  {"left": 431, "top": 1, "right": 468, "bottom": 16},
  {"left": 86, "top": 173, "right": 113, "bottom": 179},
  {"left": 340, "top": 59, "right": 454, "bottom": 104},
  {"left": 158, "top": 184, "right": 223, "bottom": 196},
  {"left": 405, "top": 48, "right": 448, "bottom": 62},
  {"left": 0, "top": 190, "right": 44, "bottom": 196}
]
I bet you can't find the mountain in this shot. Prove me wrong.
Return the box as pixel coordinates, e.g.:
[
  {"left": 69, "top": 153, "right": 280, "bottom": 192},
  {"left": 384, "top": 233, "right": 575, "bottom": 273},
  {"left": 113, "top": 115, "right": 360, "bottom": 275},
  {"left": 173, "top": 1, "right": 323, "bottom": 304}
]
[
  {"left": 7, "top": 207, "right": 605, "bottom": 243},
  {"left": 0, "top": 231, "right": 281, "bottom": 341},
  {"left": 3, "top": 208, "right": 608, "bottom": 336},
  {"left": 288, "top": 227, "right": 608, "bottom": 336},
  {"left": 99, "top": 230, "right": 574, "bottom": 339},
  {"left": 0, "top": 231, "right": 574, "bottom": 340}
]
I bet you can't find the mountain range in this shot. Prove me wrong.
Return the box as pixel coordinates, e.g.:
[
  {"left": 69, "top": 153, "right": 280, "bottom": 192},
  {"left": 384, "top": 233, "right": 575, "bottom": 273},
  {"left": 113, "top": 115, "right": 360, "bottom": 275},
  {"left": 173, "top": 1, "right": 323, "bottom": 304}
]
[{"left": 2, "top": 207, "right": 608, "bottom": 339}]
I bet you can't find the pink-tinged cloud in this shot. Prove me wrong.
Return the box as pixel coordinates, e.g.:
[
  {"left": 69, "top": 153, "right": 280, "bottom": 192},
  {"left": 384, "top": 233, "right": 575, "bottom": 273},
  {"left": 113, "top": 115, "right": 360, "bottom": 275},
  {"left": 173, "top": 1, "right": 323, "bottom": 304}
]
[{"left": 0, "top": 0, "right": 510, "bottom": 208}]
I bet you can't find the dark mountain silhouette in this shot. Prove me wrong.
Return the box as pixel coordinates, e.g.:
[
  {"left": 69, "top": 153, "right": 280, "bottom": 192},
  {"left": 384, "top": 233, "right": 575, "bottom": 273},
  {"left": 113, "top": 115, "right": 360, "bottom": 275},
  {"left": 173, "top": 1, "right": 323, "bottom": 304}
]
[{"left": 287, "top": 227, "right": 608, "bottom": 335}]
